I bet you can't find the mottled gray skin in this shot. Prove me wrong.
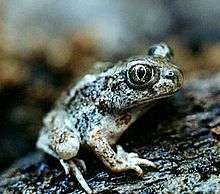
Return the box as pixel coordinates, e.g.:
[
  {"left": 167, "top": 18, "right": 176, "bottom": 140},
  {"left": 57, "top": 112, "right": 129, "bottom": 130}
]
[{"left": 37, "top": 43, "right": 183, "bottom": 193}]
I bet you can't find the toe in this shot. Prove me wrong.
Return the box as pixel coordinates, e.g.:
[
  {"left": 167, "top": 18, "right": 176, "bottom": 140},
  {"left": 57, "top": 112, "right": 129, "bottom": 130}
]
[
  {"left": 60, "top": 159, "right": 70, "bottom": 174},
  {"left": 69, "top": 161, "right": 92, "bottom": 194},
  {"left": 128, "top": 152, "right": 139, "bottom": 158},
  {"left": 116, "top": 145, "right": 126, "bottom": 154},
  {"left": 74, "top": 158, "right": 87, "bottom": 172},
  {"left": 131, "top": 165, "right": 143, "bottom": 177},
  {"left": 130, "top": 158, "right": 157, "bottom": 168}
]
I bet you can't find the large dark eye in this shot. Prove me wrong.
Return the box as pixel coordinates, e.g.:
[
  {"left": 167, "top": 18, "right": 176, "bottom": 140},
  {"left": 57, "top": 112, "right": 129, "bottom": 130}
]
[{"left": 127, "top": 64, "right": 153, "bottom": 89}]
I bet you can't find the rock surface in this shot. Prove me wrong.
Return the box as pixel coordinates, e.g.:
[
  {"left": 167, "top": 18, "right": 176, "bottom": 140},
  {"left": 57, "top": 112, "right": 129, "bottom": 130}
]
[{"left": 0, "top": 74, "right": 220, "bottom": 194}]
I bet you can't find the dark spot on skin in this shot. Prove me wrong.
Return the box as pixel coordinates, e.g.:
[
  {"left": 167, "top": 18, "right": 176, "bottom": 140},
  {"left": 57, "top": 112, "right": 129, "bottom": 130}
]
[
  {"left": 167, "top": 45, "right": 174, "bottom": 58},
  {"left": 148, "top": 47, "right": 157, "bottom": 56},
  {"left": 97, "top": 98, "right": 109, "bottom": 112},
  {"left": 66, "top": 87, "right": 73, "bottom": 97},
  {"left": 74, "top": 118, "right": 80, "bottom": 130},
  {"left": 49, "top": 115, "right": 56, "bottom": 125},
  {"left": 109, "top": 75, "right": 125, "bottom": 92},
  {"left": 102, "top": 77, "right": 109, "bottom": 90},
  {"left": 148, "top": 88, "right": 157, "bottom": 98},
  {"left": 59, "top": 131, "right": 69, "bottom": 144},
  {"left": 65, "top": 90, "right": 79, "bottom": 110},
  {"left": 80, "top": 85, "right": 90, "bottom": 98}
]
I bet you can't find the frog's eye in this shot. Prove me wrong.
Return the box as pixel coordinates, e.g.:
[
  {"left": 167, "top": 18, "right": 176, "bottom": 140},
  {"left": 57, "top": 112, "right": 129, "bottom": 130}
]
[{"left": 127, "top": 64, "right": 153, "bottom": 89}]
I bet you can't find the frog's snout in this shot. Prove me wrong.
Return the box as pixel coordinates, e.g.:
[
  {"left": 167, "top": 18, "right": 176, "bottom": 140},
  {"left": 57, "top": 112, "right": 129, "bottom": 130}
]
[
  {"left": 174, "top": 68, "right": 184, "bottom": 88},
  {"left": 163, "top": 68, "right": 184, "bottom": 89}
]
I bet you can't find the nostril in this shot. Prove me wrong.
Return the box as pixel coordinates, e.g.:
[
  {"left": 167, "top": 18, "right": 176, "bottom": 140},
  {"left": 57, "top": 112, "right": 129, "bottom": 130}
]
[{"left": 165, "top": 71, "right": 175, "bottom": 79}]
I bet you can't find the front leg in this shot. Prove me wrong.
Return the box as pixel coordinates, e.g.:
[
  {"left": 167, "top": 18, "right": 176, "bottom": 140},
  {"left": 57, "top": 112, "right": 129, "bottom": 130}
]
[
  {"left": 87, "top": 129, "right": 156, "bottom": 176},
  {"left": 37, "top": 128, "right": 92, "bottom": 194}
]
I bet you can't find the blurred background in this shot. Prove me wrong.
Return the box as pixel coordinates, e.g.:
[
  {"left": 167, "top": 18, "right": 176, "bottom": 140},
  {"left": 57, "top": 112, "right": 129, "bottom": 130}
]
[{"left": 0, "top": 0, "right": 219, "bottom": 170}]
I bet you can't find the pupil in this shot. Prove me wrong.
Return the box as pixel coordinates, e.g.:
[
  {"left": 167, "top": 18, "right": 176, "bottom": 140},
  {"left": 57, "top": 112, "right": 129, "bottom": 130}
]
[
  {"left": 137, "top": 67, "right": 146, "bottom": 79},
  {"left": 148, "top": 47, "right": 156, "bottom": 56}
]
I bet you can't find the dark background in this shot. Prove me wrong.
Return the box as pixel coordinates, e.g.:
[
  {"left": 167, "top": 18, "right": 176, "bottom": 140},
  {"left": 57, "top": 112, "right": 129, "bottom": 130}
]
[{"left": 0, "top": 0, "right": 219, "bottom": 170}]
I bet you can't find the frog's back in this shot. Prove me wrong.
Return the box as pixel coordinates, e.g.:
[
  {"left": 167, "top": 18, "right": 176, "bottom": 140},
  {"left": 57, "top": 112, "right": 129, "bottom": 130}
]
[{"left": 48, "top": 74, "right": 106, "bottom": 140}]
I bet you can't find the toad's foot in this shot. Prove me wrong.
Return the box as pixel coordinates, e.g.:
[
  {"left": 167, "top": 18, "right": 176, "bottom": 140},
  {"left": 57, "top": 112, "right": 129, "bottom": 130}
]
[
  {"left": 60, "top": 159, "right": 92, "bottom": 194},
  {"left": 74, "top": 158, "right": 87, "bottom": 172},
  {"left": 88, "top": 129, "right": 156, "bottom": 177},
  {"left": 116, "top": 145, "right": 156, "bottom": 176}
]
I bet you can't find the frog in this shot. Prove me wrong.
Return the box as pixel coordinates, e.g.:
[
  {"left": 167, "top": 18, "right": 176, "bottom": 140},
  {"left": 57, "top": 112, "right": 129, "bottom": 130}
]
[{"left": 36, "top": 43, "right": 183, "bottom": 194}]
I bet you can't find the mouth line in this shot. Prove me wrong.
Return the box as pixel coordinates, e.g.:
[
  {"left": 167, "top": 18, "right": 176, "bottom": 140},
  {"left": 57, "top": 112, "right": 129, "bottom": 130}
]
[
  {"left": 153, "top": 86, "right": 182, "bottom": 99},
  {"left": 130, "top": 86, "right": 182, "bottom": 108}
]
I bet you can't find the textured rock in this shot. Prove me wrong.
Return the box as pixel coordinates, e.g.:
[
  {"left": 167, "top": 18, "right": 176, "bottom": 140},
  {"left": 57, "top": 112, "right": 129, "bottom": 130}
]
[{"left": 0, "top": 74, "right": 220, "bottom": 194}]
